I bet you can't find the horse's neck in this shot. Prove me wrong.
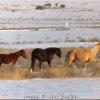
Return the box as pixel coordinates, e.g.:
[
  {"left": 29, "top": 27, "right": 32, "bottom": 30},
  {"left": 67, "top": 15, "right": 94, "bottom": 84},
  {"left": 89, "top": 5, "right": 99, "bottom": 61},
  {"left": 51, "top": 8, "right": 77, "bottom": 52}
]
[
  {"left": 90, "top": 45, "right": 99, "bottom": 58},
  {"left": 46, "top": 50, "right": 55, "bottom": 59},
  {"left": 12, "top": 51, "right": 21, "bottom": 57}
]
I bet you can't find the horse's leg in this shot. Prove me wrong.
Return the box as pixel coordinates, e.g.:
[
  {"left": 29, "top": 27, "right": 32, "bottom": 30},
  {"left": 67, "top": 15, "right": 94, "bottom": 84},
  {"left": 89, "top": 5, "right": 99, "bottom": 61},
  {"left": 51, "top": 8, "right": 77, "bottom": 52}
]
[
  {"left": 31, "top": 59, "right": 35, "bottom": 72},
  {"left": 95, "top": 59, "right": 99, "bottom": 67},
  {"left": 12, "top": 60, "right": 17, "bottom": 67},
  {"left": 85, "top": 63, "right": 88, "bottom": 67},
  {"left": 69, "top": 60, "right": 78, "bottom": 69},
  {"left": 0, "top": 63, "right": 2, "bottom": 67},
  {"left": 48, "top": 60, "right": 51, "bottom": 68},
  {"left": 91, "top": 58, "right": 99, "bottom": 67},
  {"left": 84, "top": 61, "right": 89, "bottom": 70},
  {"left": 64, "top": 59, "right": 71, "bottom": 67},
  {"left": 67, "top": 59, "right": 73, "bottom": 67},
  {"left": 47, "top": 55, "right": 52, "bottom": 68},
  {"left": 67, "top": 57, "right": 79, "bottom": 69},
  {"left": 39, "top": 61, "right": 42, "bottom": 69},
  {"left": 82, "top": 62, "right": 88, "bottom": 72}
]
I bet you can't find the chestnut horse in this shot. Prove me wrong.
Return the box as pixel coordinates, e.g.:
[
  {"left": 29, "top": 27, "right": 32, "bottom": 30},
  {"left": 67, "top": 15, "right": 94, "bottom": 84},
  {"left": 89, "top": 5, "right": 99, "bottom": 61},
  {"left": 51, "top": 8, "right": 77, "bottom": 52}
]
[
  {"left": 31, "top": 47, "right": 61, "bottom": 71},
  {"left": 0, "top": 49, "right": 27, "bottom": 67},
  {"left": 65, "top": 43, "right": 100, "bottom": 68}
]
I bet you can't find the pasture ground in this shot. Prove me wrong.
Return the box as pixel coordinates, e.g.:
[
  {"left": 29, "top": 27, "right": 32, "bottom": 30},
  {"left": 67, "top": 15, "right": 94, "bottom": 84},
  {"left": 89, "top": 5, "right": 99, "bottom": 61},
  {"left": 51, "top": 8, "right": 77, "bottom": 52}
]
[{"left": 0, "top": 48, "right": 100, "bottom": 80}]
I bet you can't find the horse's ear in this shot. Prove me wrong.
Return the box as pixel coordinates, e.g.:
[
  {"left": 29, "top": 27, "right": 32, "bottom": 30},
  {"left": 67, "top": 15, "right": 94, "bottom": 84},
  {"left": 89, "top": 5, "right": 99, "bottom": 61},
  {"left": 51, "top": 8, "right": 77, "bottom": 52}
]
[
  {"left": 21, "top": 49, "right": 24, "bottom": 51},
  {"left": 96, "top": 43, "right": 100, "bottom": 46},
  {"left": 98, "top": 43, "right": 100, "bottom": 45}
]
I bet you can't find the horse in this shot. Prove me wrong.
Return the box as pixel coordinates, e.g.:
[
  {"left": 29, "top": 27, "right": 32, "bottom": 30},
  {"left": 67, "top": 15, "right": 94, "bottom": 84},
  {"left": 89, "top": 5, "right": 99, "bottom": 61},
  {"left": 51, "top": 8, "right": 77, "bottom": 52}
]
[
  {"left": 65, "top": 43, "right": 100, "bottom": 68},
  {"left": 31, "top": 47, "right": 61, "bottom": 71},
  {"left": 0, "top": 49, "right": 27, "bottom": 67}
]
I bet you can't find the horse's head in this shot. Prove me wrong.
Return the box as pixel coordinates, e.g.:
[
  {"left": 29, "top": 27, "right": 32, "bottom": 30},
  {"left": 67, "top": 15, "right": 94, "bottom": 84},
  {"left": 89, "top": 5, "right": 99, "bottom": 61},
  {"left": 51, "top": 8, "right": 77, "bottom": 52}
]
[
  {"left": 96, "top": 43, "right": 100, "bottom": 49},
  {"left": 93, "top": 43, "right": 100, "bottom": 51},
  {"left": 56, "top": 48, "right": 61, "bottom": 58},
  {"left": 20, "top": 49, "right": 27, "bottom": 58}
]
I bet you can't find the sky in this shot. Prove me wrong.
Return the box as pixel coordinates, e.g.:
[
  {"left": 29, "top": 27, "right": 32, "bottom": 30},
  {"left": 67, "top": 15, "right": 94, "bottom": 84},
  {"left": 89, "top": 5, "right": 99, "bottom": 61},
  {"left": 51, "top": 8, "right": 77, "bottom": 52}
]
[
  {"left": 0, "top": 0, "right": 99, "bottom": 4},
  {"left": 0, "top": 0, "right": 67, "bottom": 4}
]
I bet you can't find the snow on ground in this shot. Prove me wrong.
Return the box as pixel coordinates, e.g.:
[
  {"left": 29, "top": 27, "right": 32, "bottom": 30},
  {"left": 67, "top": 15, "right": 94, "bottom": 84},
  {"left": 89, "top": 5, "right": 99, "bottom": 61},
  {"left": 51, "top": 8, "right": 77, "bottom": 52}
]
[
  {"left": 0, "top": 30, "right": 98, "bottom": 49},
  {"left": 0, "top": 41, "right": 97, "bottom": 49},
  {"left": 0, "top": 0, "right": 99, "bottom": 48},
  {"left": 0, "top": 78, "right": 100, "bottom": 99}
]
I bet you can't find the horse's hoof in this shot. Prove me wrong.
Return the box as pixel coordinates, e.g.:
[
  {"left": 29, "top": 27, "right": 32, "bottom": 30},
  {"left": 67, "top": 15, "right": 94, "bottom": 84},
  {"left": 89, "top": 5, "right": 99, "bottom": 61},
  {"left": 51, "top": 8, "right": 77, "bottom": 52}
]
[{"left": 31, "top": 69, "right": 33, "bottom": 73}]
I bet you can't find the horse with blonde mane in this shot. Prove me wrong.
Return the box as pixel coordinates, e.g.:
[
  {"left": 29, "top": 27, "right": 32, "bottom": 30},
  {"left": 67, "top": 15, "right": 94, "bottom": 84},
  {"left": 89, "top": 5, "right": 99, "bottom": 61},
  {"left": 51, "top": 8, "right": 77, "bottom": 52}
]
[{"left": 65, "top": 43, "right": 100, "bottom": 68}]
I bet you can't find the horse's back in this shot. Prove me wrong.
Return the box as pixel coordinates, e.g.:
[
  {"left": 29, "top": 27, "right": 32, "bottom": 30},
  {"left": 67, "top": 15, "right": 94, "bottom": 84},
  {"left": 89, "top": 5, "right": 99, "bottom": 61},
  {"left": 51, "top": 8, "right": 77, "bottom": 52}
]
[
  {"left": 45, "top": 47, "right": 61, "bottom": 53},
  {"left": 67, "top": 48, "right": 90, "bottom": 62},
  {"left": 32, "top": 48, "right": 44, "bottom": 55},
  {"left": 45, "top": 47, "right": 60, "bottom": 51},
  {"left": 31, "top": 48, "right": 47, "bottom": 60}
]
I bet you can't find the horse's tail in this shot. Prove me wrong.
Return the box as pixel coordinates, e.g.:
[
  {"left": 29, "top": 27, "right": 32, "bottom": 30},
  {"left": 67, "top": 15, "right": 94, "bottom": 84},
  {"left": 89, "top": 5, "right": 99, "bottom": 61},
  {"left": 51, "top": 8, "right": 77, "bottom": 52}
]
[{"left": 65, "top": 50, "right": 71, "bottom": 64}]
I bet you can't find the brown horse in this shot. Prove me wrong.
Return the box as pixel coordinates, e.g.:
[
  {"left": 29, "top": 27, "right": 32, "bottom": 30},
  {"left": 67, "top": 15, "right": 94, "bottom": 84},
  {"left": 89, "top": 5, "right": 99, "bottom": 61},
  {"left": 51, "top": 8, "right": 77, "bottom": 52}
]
[
  {"left": 0, "top": 49, "right": 27, "bottom": 67},
  {"left": 31, "top": 47, "right": 61, "bottom": 71},
  {"left": 65, "top": 43, "right": 100, "bottom": 68}
]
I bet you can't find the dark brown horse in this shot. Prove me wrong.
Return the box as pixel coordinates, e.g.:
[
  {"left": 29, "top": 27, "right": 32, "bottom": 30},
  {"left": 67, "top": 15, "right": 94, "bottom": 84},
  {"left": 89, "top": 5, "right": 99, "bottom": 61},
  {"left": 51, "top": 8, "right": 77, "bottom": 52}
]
[
  {"left": 31, "top": 47, "right": 61, "bottom": 71},
  {"left": 0, "top": 49, "right": 27, "bottom": 67}
]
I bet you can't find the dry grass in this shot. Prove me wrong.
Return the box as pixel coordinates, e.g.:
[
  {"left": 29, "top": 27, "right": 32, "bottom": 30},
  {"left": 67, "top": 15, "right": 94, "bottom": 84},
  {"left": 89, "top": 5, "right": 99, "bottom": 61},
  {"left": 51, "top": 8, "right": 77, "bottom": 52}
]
[
  {"left": 0, "top": 64, "right": 99, "bottom": 80},
  {"left": 0, "top": 68, "right": 30, "bottom": 80},
  {"left": 0, "top": 48, "right": 99, "bottom": 80},
  {"left": 39, "top": 67, "right": 68, "bottom": 78},
  {"left": 36, "top": 66, "right": 93, "bottom": 78}
]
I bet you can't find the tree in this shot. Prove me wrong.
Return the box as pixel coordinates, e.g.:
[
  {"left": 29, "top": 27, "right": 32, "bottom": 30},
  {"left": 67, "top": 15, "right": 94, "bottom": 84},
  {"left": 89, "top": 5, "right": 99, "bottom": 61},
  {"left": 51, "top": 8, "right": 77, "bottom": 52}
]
[{"left": 60, "top": 4, "right": 66, "bottom": 8}]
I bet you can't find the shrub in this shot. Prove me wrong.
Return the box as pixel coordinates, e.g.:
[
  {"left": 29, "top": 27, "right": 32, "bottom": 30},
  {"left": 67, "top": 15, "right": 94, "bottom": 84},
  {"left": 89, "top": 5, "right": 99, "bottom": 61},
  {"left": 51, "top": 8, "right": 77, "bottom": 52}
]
[
  {"left": 55, "top": 3, "right": 58, "bottom": 7},
  {"left": 60, "top": 4, "right": 66, "bottom": 8},
  {"left": 44, "top": 3, "right": 51, "bottom": 8},
  {"left": 79, "top": 38, "right": 87, "bottom": 42},
  {"left": 35, "top": 6, "right": 45, "bottom": 10}
]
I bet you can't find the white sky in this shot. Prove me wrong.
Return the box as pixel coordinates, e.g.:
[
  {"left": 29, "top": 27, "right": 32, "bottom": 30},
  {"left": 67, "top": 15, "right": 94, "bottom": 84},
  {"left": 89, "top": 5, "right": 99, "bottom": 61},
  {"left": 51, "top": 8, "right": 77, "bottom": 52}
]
[
  {"left": 0, "top": 0, "right": 67, "bottom": 4},
  {"left": 0, "top": 0, "right": 98, "bottom": 3}
]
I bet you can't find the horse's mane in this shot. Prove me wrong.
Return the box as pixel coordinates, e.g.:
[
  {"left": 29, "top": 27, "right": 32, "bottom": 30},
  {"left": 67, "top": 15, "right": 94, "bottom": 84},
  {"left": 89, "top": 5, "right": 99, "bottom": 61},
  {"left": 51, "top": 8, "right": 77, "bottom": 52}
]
[
  {"left": 9, "top": 50, "right": 23, "bottom": 56},
  {"left": 45, "top": 47, "right": 60, "bottom": 53}
]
